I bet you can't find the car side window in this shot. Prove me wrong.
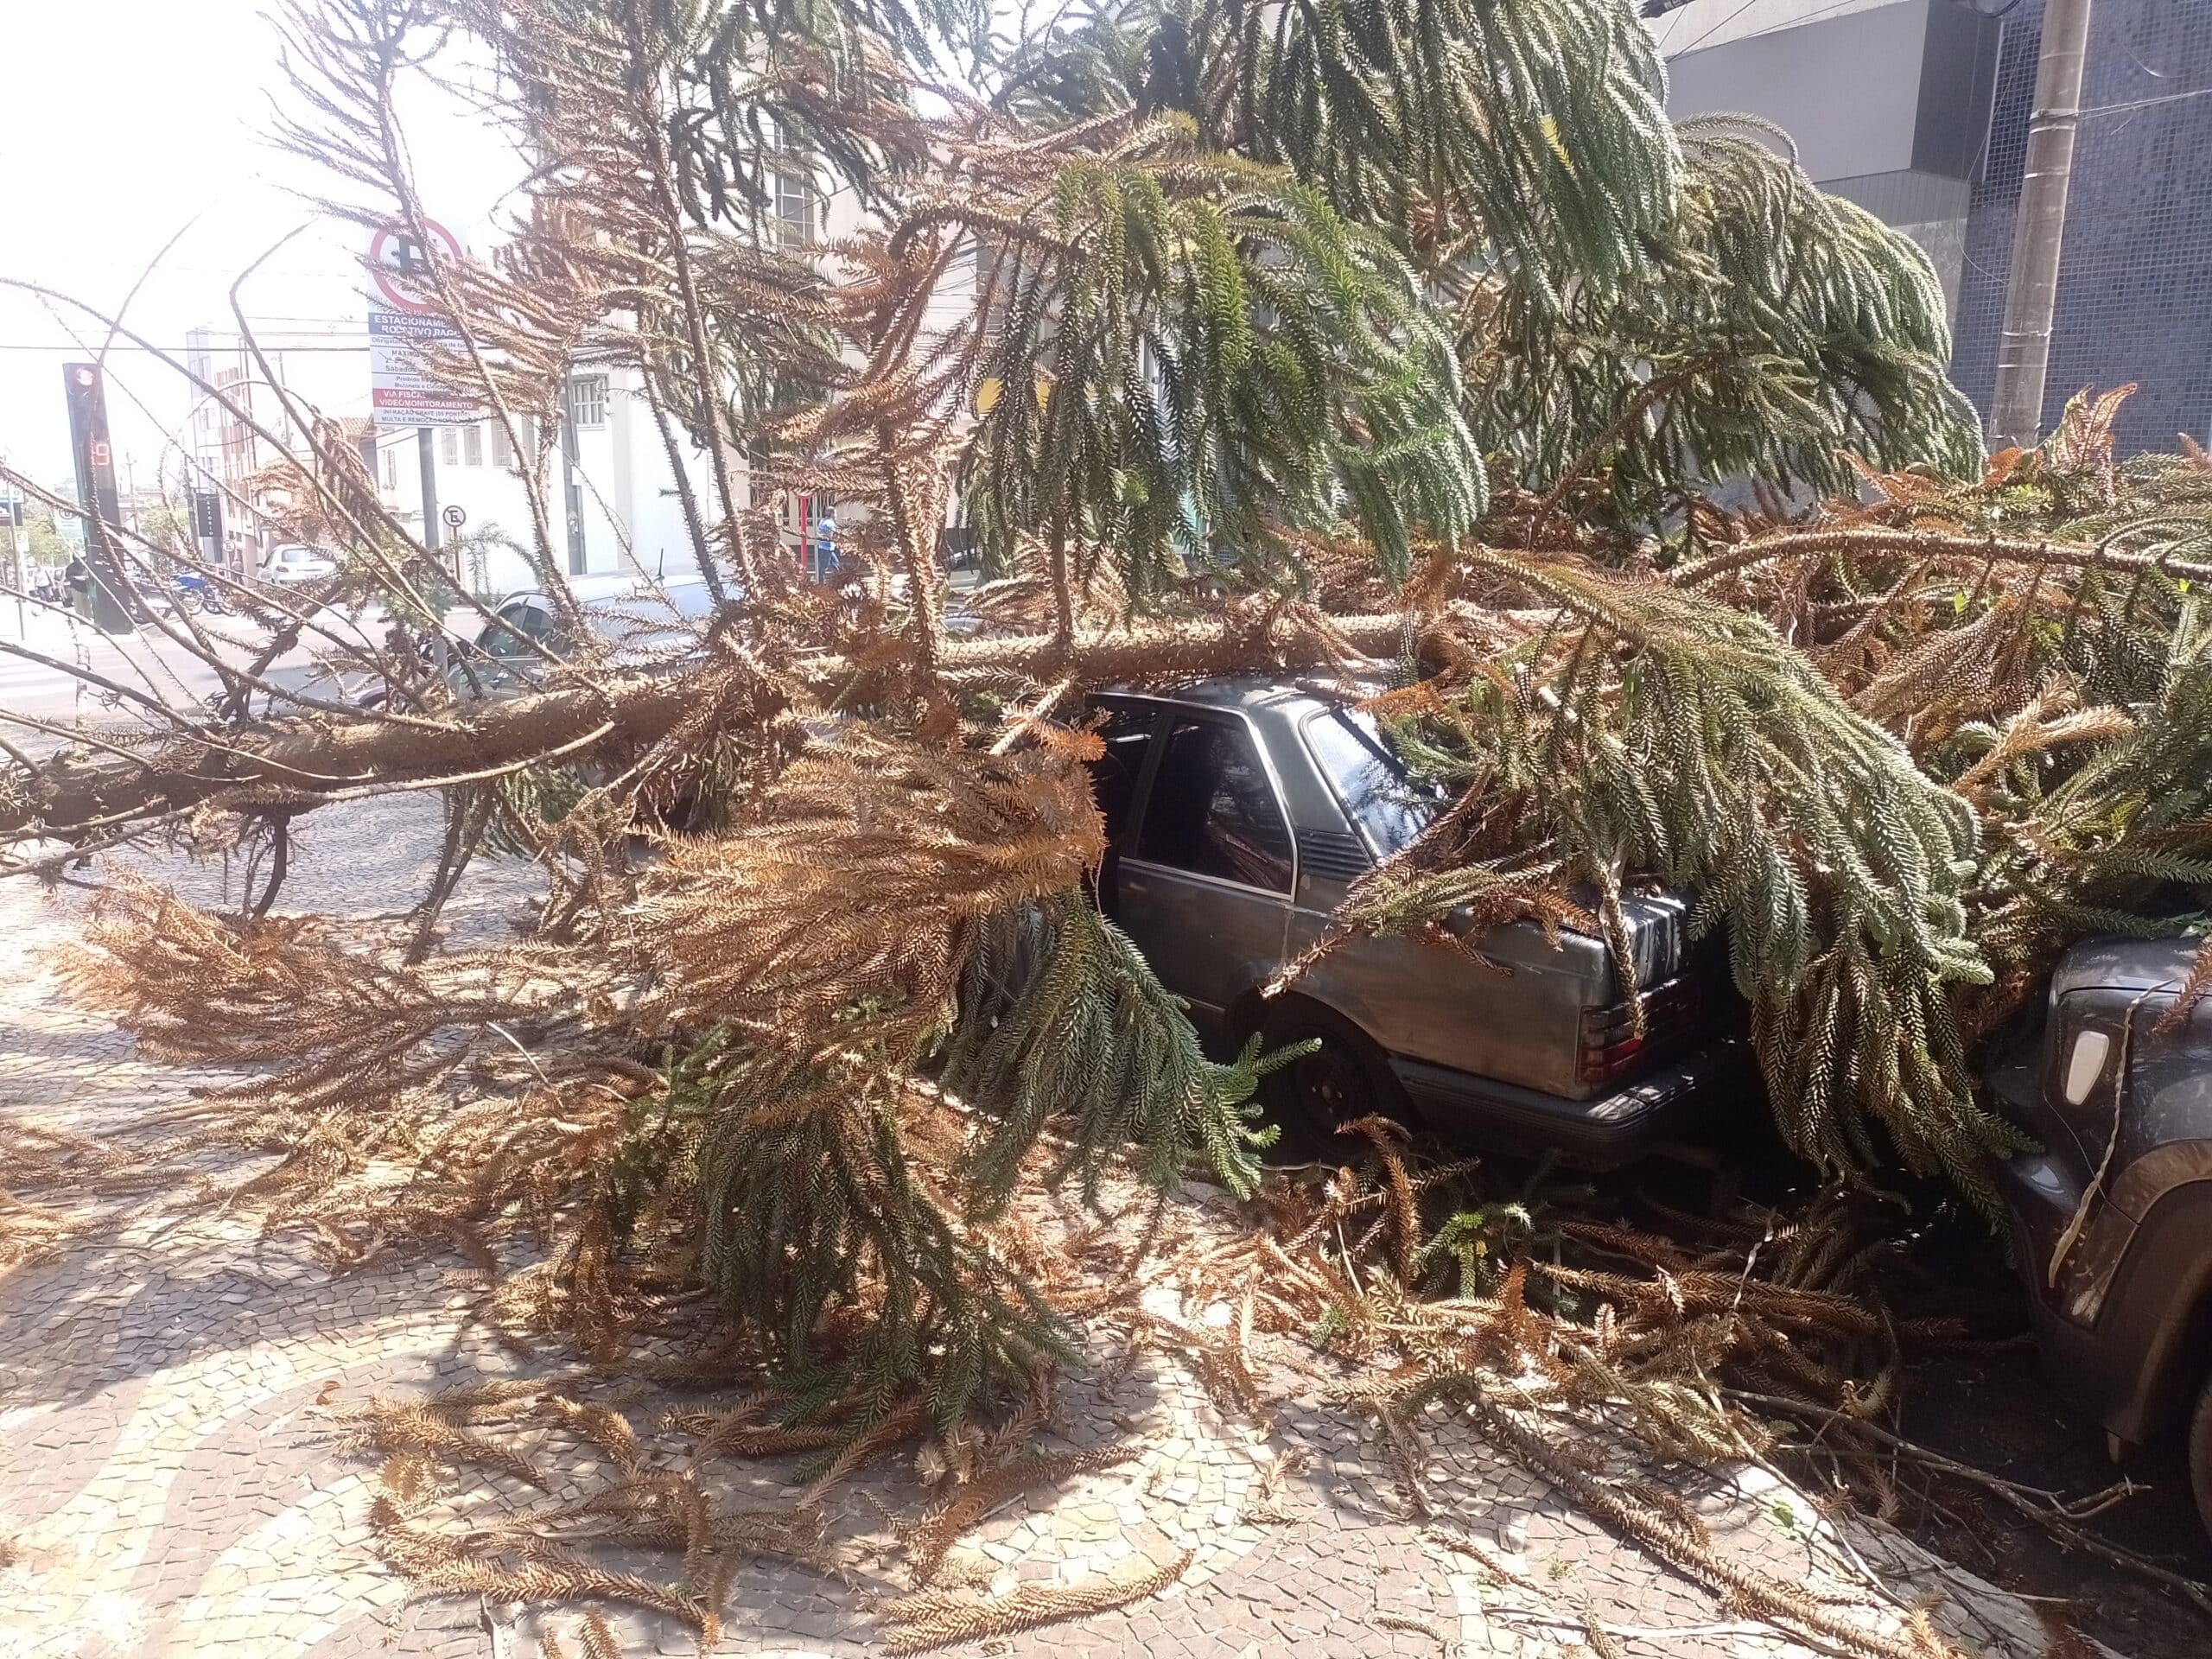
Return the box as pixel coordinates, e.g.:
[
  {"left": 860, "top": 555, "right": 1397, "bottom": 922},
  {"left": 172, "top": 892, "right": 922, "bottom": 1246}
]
[
  {"left": 1135, "top": 717, "right": 1294, "bottom": 893},
  {"left": 484, "top": 602, "right": 545, "bottom": 658},
  {"left": 1085, "top": 702, "right": 1160, "bottom": 844}
]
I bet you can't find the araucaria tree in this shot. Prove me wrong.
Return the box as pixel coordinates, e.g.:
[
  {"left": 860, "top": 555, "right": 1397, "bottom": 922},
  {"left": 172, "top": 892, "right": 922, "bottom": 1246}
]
[{"left": 6, "top": 0, "right": 2210, "bottom": 1461}]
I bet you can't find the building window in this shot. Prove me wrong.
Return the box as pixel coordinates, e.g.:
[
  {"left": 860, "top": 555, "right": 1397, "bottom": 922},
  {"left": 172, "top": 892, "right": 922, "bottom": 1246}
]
[
  {"left": 773, "top": 161, "right": 813, "bottom": 251},
  {"left": 568, "top": 375, "right": 607, "bottom": 429},
  {"left": 440, "top": 427, "right": 459, "bottom": 465},
  {"left": 380, "top": 445, "right": 397, "bottom": 491},
  {"left": 490, "top": 420, "right": 512, "bottom": 470},
  {"left": 463, "top": 423, "right": 483, "bottom": 467}
]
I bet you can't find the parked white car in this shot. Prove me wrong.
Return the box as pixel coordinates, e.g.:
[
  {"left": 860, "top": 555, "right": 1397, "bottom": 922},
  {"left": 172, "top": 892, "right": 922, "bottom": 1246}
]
[{"left": 262, "top": 544, "right": 339, "bottom": 585}]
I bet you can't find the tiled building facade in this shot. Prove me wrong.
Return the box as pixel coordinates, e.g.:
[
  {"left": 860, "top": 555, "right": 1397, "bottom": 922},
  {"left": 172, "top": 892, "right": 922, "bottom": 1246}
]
[
  {"left": 1947, "top": 0, "right": 2212, "bottom": 455},
  {"left": 1656, "top": 0, "right": 2212, "bottom": 457}
]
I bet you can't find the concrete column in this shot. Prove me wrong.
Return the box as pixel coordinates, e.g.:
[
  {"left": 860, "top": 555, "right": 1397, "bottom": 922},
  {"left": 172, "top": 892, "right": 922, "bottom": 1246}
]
[{"left": 1992, "top": 0, "right": 2094, "bottom": 448}]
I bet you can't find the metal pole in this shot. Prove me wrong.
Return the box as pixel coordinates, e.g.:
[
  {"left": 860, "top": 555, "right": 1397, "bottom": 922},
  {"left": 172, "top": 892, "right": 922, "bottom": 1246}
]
[
  {"left": 560, "top": 380, "right": 585, "bottom": 575},
  {"left": 417, "top": 425, "right": 440, "bottom": 556},
  {"left": 1991, "top": 0, "right": 2094, "bottom": 448}
]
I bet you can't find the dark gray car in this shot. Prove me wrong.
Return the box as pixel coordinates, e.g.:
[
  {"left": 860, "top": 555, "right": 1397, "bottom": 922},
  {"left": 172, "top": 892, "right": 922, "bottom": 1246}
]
[
  {"left": 450, "top": 576, "right": 721, "bottom": 696},
  {"left": 1085, "top": 679, "right": 1740, "bottom": 1166},
  {"left": 1986, "top": 935, "right": 2212, "bottom": 1534}
]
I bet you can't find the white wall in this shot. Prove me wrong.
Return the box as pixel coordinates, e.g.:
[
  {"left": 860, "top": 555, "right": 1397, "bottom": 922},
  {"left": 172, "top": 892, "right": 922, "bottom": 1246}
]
[
  {"left": 369, "top": 173, "right": 982, "bottom": 597},
  {"left": 372, "top": 363, "right": 725, "bottom": 598}
]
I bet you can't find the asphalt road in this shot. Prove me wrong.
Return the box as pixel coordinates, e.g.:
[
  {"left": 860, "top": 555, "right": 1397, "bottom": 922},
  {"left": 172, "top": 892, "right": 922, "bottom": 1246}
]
[{"left": 0, "top": 602, "right": 381, "bottom": 730}]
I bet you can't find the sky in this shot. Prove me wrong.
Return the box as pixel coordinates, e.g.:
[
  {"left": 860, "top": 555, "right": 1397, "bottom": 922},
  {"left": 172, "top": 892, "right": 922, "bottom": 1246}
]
[{"left": 0, "top": 1, "right": 527, "bottom": 498}]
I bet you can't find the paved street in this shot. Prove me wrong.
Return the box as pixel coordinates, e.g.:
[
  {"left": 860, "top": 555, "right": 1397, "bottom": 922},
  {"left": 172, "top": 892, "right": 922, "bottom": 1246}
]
[
  {"left": 0, "top": 798, "right": 2113, "bottom": 1659},
  {"left": 0, "top": 602, "right": 387, "bottom": 728}
]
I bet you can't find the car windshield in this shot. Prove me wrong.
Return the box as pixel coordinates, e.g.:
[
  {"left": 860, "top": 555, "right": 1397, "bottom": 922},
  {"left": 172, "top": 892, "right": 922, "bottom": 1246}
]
[{"left": 1301, "top": 705, "right": 1442, "bottom": 856}]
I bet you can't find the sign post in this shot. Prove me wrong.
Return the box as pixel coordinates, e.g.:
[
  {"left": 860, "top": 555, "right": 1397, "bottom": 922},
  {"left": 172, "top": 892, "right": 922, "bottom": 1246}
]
[
  {"left": 418, "top": 428, "right": 441, "bottom": 556},
  {"left": 366, "top": 220, "right": 480, "bottom": 558},
  {"left": 1, "top": 493, "right": 24, "bottom": 639},
  {"left": 191, "top": 489, "right": 226, "bottom": 571}
]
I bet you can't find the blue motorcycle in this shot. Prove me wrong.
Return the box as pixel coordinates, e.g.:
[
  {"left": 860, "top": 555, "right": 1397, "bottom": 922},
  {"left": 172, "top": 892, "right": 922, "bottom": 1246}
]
[{"left": 172, "top": 568, "right": 232, "bottom": 617}]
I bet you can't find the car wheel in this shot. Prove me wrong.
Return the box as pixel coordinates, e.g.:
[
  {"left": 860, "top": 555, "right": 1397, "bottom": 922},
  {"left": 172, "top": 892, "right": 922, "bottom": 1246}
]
[
  {"left": 2190, "top": 1370, "right": 2212, "bottom": 1541},
  {"left": 1257, "top": 999, "right": 1414, "bottom": 1148}
]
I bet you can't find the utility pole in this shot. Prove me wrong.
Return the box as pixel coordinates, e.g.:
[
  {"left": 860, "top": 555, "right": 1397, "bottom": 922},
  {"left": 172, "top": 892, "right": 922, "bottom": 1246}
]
[
  {"left": 1991, "top": 0, "right": 2094, "bottom": 448},
  {"left": 561, "top": 383, "right": 586, "bottom": 576},
  {"left": 418, "top": 426, "right": 441, "bottom": 557}
]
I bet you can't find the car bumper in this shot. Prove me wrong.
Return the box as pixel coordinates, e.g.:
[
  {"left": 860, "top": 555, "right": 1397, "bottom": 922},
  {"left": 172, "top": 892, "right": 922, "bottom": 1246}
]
[{"left": 1388, "top": 1035, "right": 1748, "bottom": 1168}]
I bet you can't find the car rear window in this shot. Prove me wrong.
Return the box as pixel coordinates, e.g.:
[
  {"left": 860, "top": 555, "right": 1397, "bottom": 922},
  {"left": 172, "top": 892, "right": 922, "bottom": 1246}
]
[
  {"left": 664, "top": 582, "right": 715, "bottom": 618},
  {"left": 1301, "top": 707, "right": 1438, "bottom": 856}
]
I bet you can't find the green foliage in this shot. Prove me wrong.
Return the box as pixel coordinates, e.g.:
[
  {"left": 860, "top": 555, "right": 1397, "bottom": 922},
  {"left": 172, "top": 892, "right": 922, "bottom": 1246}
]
[
  {"left": 133, "top": 504, "right": 194, "bottom": 550},
  {"left": 1469, "top": 119, "right": 1984, "bottom": 523},
  {"left": 585, "top": 887, "right": 1289, "bottom": 1424},
  {"left": 17, "top": 507, "right": 74, "bottom": 567},
  {"left": 1001, "top": 0, "right": 1678, "bottom": 291},
  {"left": 1357, "top": 550, "right": 2024, "bottom": 1205},
  {"left": 963, "top": 144, "right": 1484, "bottom": 592},
  {"left": 484, "top": 764, "right": 590, "bottom": 855},
  {"left": 989, "top": 2, "right": 1977, "bottom": 540},
  {"left": 944, "top": 888, "right": 1284, "bottom": 1205},
  {"left": 1963, "top": 607, "right": 2212, "bottom": 1007},
  {"left": 1418, "top": 1201, "right": 1535, "bottom": 1300},
  {"left": 684, "top": 1047, "right": 1073, "bottom": 1425}
]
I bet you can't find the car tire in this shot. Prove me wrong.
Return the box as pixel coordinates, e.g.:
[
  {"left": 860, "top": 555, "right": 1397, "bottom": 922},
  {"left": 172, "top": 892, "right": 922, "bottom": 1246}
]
[
  {"left": 1256, "top": 997, "right": 1416, "bottom": 1150},
  {"left": 2190, "top": 1370, "right": 2212, "bottom": 1541}
]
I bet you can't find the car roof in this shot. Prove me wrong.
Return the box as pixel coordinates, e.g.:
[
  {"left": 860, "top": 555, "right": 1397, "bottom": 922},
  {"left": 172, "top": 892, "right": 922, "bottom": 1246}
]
[
  {"left": 498, "top": 575, "right": 715, "bottom": 609},
  {"left": 1096, "top": 674, "right": 1378, "bottom": 715},
  {"left": 488, "top": 578, "right": 721, "bottom": 664}
]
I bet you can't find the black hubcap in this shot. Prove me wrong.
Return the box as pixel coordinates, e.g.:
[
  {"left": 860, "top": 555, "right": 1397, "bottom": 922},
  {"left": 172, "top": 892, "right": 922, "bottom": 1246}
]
[{"left": 1291, "top": 1039, "right": 1363, "bottom": 1126}]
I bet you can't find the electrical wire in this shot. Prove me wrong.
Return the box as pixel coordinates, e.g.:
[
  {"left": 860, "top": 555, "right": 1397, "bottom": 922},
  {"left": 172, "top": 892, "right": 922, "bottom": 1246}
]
[{"left": 0, "top": 341, "right": 369, "bottom": 353}]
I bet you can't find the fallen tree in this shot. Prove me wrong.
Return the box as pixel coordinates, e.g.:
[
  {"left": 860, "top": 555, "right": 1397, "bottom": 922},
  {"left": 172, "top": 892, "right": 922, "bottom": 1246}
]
[{"left": 6, "top": 0, "right": 2212, "bottom": 1649}]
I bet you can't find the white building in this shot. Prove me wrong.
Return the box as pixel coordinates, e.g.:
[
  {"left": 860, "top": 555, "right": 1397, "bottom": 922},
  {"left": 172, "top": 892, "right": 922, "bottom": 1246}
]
[
  {"left": 184, "top": 327, "right": 325, "bottom": 570},
  {"left": 366, "top": 156, "right": 976, "bottom": 601},
  {"left": 370, "top": 359, "right": 726, "bottom": 597}
]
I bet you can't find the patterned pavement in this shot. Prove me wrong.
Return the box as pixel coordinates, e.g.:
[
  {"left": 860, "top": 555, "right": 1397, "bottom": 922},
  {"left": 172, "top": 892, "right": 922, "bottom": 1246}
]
[{"left": 0, "top": 798, "right": 2112, "bottom": 1658}]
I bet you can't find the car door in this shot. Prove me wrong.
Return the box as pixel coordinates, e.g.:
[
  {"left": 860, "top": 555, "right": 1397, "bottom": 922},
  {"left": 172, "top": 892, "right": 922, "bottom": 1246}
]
[
  {"left": 1113, "top": 709, "right": 1297, "bottom": 1021},
  {"left": 1082, "top": 697, "right": 1166, "bottom": 919}
]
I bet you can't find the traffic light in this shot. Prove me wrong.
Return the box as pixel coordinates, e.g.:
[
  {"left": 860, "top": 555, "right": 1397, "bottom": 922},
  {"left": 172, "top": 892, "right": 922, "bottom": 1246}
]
[{"left": 61, "top": 362, "right": 138, "bottom": 632}]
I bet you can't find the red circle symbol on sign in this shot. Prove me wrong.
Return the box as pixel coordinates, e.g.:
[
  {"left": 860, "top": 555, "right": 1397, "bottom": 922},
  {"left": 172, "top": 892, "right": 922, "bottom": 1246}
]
[
  {"left": 369, "top": 219, "right": 463, "bottom": 315},
  {"left": 442, "top": 504, "right": 467, "bottom": 530}
]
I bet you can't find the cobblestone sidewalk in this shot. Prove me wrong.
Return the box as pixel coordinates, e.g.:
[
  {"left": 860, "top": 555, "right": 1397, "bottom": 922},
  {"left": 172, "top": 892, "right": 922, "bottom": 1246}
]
[{"left": 0, "top": 799, "right": 2112, "bottom": 1659}]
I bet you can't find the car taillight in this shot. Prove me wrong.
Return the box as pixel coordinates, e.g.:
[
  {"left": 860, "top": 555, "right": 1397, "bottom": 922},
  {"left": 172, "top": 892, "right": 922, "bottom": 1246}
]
[
  {"left": 1580, "top": 1032, "right": 1647, "bottom": 1085},
  {"left": 1579, "top": 976, "right": 1704, "bottom": 1085}
]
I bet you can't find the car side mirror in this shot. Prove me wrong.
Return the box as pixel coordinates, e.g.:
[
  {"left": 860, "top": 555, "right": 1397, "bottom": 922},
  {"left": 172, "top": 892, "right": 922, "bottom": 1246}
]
[{"left": 2062, "top": 1027, "right": 2113, "bottom": 1106}]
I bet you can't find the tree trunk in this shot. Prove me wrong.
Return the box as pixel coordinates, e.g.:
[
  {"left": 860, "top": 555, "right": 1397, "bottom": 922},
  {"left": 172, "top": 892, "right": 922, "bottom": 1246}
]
[{"left": 3, "top": 613, "right": 1433, "bottom": 845}]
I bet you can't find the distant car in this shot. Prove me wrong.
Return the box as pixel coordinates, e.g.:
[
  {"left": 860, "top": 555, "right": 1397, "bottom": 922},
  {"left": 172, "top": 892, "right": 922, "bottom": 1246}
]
[
  {"left": 1986, "top": 935, "right": 2212, "bottom": 1536},
  {"left": 1082, "top": 678, "right": 1739, "bottom": 1166},
  {"left": 262, "top": 543, "right": 338, "bottom": 586}
]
